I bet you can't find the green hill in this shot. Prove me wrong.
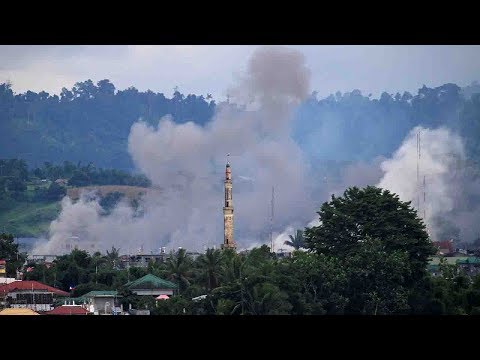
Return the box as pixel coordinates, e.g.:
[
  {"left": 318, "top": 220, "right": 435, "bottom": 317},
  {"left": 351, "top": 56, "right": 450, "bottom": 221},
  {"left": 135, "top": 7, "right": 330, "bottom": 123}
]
[{"left": 0, "top": 201, "right": 61, "bottom": 237}]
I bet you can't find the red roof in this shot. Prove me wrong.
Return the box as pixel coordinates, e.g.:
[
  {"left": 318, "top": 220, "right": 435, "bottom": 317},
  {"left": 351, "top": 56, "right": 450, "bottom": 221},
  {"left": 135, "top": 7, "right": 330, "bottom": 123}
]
[
  {"left": 0, "top": 260, "right": 6, "bottom": 265},
  {"left": 0, "top": 281, "right": 69, "bottom": 297},
  {"left": 433, "top": 240, "right": 454, "bottom": 253},
  {"left": 46, "top": 305, "right": 89, "bottom": 315}
]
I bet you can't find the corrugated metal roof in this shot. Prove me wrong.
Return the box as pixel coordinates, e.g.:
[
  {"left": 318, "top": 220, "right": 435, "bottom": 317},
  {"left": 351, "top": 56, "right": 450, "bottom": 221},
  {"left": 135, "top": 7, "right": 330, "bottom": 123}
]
[
  {"left": 126, "top": 274, "right": 177, "bottom": 290},
  {"left": 46, "top": 306, "right": 89, "bottom": 315},
  {"left": 0, "top": 281, "right": 69, "bottom": 297},
  {"left": 82, "top": 290, "right": 118, "bottom": 298}
]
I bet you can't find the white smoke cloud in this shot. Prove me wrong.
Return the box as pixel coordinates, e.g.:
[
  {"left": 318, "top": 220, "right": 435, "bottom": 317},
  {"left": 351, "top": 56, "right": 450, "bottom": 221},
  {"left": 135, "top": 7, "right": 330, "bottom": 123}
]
[
  {"left": 377, "top": 126, "right": 465, "bottom": 241},
  {"left": 34, "top": 46, "right": 318, "bottom": 255}
]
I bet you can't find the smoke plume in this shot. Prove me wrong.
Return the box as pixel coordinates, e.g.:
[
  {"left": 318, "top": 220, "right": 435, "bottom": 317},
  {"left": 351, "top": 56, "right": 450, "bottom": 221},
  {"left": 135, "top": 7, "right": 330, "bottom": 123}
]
[
  {"left": 376, "top": 126, "right": 467, "bottom": 241},
  {"left": 34, "top": 46, "right": 316, "bottom": 254}
]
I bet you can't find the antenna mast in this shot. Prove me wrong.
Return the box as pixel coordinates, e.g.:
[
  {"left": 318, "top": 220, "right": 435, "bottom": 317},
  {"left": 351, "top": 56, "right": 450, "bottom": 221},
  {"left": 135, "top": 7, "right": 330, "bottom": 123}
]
[
  {"left": 416, "top": 130, "right": 421, "bottom": 212},
  {"left": 270, "top": 186, "right": 275, "bottom": 253}
]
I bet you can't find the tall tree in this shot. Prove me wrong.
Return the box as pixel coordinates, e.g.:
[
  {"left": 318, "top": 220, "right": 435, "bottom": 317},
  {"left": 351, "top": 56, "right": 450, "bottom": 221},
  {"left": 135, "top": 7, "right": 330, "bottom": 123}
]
[
  {"left": 166, "top": 248, "right": 192, "bottom": 294},
  {"left": 0, "top": 233, "right": 26, "bottom": 277},
  {"left": 304, "top": 186, "right": 436, "bottom": 282},
  {"left": 197, "top": 248, "right": 223, "bottom": 291}
]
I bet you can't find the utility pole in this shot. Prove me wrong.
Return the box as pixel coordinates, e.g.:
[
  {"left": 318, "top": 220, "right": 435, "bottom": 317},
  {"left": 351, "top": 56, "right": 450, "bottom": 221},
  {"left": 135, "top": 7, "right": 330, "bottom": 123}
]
[{"left": 416, "top": 130, "right": 421, "bottom": 212}]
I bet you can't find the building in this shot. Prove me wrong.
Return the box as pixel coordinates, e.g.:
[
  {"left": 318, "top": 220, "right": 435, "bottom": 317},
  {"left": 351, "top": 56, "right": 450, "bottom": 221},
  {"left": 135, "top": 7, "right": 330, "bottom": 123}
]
[
  {"left": 119, "top": 253, "right": 168, "bottom": 269},
  {"left": 428, "top": 256, "right": 480, "bottom": 277},
  {"left": 0, "top": 280, "right": 69, "bottom": 312},
  {"left": 0, "top": 278, "right": 17, "bottom": 285},
  {"left": 54, "top": 178, "right": 68, "bottom": 186},
  {"left": 456, "top": 257, "right": 480, "bottom": 275},
  {"left": 46, "top": 305, "right": 89, "bottom": 315},
  {"left": 125, "top": 274, "right": 177, "bottom": 296},
  {"left": 82, "top": 290, "right": 122, "bottom": 315},
  {"left": 222, "top": 156, "right": 236, "bottom": 250},
  {"left": 28, "top": 255, "right": 58, "bottom": 264},
  {"left": 433, "top": 240, "right": 454, "bottom": 255}
]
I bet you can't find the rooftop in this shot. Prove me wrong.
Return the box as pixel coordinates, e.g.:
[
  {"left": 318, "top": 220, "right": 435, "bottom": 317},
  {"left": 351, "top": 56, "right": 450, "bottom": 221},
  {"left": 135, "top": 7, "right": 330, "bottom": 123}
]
[
  {"left": 0, "top": 281, "right": 69, "bottom": 297},
  {"left": 125, "top": 274, "right": 177, "bottom": 290},
  {"left": 46, "top": 305, "right": 89, "bottom": 315},
  {"left": 82, "top": 290, "right": 118, "bottom": 298}
]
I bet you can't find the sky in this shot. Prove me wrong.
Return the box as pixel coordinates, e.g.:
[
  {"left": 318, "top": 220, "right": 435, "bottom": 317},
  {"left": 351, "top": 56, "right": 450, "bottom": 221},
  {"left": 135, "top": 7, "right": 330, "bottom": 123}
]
[{"left": 0, "top": 45, "right": 479, "bottom": 100}]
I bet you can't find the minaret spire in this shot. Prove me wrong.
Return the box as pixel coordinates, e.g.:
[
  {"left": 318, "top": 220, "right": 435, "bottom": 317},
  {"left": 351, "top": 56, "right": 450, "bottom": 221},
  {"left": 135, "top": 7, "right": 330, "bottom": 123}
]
[{"left": 222, "top": 154, "right": 235, "bottom": 250}]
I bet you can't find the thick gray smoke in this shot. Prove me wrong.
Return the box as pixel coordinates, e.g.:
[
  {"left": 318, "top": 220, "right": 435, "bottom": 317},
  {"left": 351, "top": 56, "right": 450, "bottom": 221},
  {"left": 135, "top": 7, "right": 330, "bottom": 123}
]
[{"left": 34, "top": 46, "right": 317, "bottom": 254}]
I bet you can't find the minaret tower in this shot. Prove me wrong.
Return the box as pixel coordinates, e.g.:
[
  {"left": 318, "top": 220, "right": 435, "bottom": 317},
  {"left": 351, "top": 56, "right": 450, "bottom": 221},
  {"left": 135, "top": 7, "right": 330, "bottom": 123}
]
[{"left": 222, "top": 154, "right": 236, "bottom": 250}]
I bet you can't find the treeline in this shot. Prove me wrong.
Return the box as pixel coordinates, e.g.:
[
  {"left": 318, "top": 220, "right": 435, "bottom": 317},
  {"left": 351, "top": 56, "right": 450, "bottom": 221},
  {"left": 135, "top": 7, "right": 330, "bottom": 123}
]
[
  {"left": 31, "top": 160, "right": 151, "bottom": 187},
  {"left": 295, "top": 83, "right": 480, "bottom": 164},
  {"left": 2, "top": 79, "right": 480, "bottom": 170},
  {"left": 0, "top": 158, "right": 150, "bottom": 212},
  {"left": 0, "top": 80, "right": 215, "bottom": 169}
]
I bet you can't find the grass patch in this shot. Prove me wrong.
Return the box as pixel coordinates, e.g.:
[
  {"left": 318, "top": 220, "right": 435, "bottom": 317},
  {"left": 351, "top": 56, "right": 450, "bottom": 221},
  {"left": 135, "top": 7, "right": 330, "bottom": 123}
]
[{"left": 0, "top": 201, "right": 61, "bottom": 237}]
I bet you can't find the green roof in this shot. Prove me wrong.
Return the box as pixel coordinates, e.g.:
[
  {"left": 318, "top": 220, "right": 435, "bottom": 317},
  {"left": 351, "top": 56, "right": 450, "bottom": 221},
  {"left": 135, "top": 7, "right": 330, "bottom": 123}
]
[
  {"left": 82, "top": 290, "right": 119, "bottom": 298},
  {"left": 428, "top": 256, "right": 480, "bottom": 266},
  {"left": 429, "top": 256, "right": 469, "bottom": 265},
  {"left": 68, "top": 296, "right": 87, "bottom": 303},
  {"left": 456, "top": 257, "right": 480, "bottom": 265},
  {"left": 125, "top": 274, "right": 177, "bottom": 290}
]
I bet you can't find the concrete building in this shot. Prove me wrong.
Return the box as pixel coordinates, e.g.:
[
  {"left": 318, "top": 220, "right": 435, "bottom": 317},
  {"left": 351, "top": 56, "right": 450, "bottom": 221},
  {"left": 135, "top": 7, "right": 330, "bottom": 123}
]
[
  {"left": 0, "top": 280, "right": 69, "bottom": 312},
  {"left": 222, "top": 156, "right": 236, "bottom": 250},
  {"left": 82, "top": 290, "right": 122, "bottom": 315},
  {"left": 119, "top": 253, "right": 168, "bottom": 269}
]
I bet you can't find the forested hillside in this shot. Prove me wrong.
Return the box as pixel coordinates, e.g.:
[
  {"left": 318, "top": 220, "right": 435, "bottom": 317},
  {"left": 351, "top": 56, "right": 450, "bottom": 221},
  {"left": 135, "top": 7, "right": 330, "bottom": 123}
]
[
  {"left": 1, "top": 80, "right": 480, "bottom": 171},
  {"left": 0, "top": 80, "right": 215, "bottom": 170}
]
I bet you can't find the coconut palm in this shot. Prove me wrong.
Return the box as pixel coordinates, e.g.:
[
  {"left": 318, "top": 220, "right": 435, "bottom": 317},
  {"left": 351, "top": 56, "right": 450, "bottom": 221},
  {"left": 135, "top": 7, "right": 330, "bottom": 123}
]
[
  {"left": 198, "top": 248, "right": 223, "bottom": 291},
  {"left": 105, "top": 246, "right": 120, "bottom": 269},
  {"left": 284, "top": 230, "right": 305, "bottom": 250},
  {"left": 166, "top": 248, "right": 192, "bottom": 294}
]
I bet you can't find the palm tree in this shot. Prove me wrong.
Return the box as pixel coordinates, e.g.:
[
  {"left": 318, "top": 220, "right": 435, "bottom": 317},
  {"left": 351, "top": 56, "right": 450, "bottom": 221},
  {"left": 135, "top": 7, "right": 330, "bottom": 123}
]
[
  {"left": 105, "top": 246, "right": 120, "bottom": 269},
  {"left": 166, "top": 248, "right": 192, "bottom": 294},
  {"left": 284, "top": 230, "right": 305, "bottom": 250},
  {"left": 198, "top": 248, "right": 223, "bottom": 291}
]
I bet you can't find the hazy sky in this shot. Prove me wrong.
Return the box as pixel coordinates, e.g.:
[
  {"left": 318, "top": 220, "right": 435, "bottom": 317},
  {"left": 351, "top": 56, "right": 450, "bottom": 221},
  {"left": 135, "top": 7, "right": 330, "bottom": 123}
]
[{"left": 0, "top": 45, "right": 479, "bottom": 100}]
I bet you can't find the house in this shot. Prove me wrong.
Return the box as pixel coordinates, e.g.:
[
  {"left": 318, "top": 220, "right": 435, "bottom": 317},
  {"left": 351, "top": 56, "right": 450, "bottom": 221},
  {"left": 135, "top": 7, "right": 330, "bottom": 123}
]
[
  {"left": 82, "top": 290, "right": 122, "bottom": 315},
  {"left": 54, "top": 178, "right": 68, "bottom": 186},
  {"left": 125, "top": 274, "right": 177, "bottom": 296},
  {"left": 427, "top": 256, "right": 480, "bottom": 277},
  {"left": 46, "top": 305, "right": 89, "bottom": 315},
  {"left": 0, "top": 280, "right": 69, "bottom": 312},
  {"left": 0, "top": 278, "right": 16, "bottom": 285},
  {"left": 456, "top": 257, "right": 480, "bottom": 275},
  {"left": 433, "top": 240, "right": 454, "bottom": 255}
]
